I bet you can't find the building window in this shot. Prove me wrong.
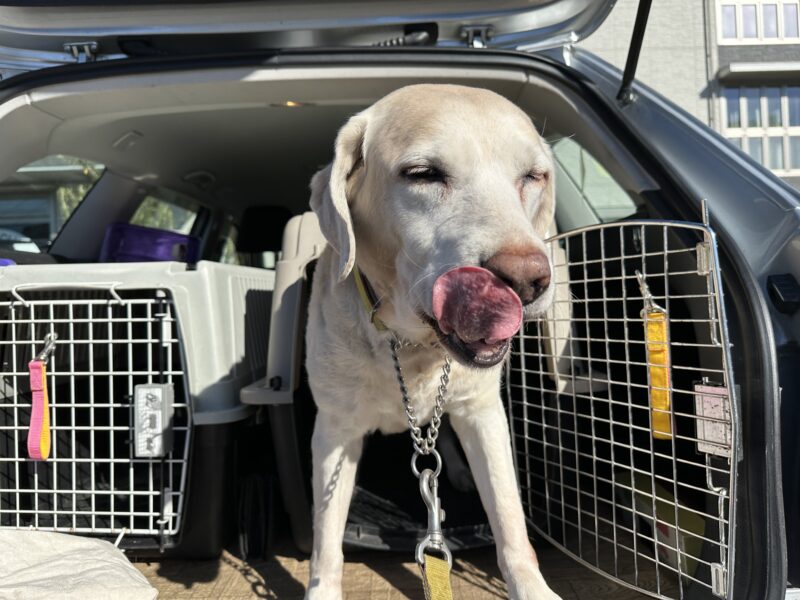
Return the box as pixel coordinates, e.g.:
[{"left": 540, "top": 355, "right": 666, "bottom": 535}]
[
  {"left": 791, "top": 136, "right": 800, "bottom": 168},
  {"left": 721, "top": 4, "right": 737, "bottom": 35},
  {"left": 789, "top": 86, "right": 800, "bottom": 125},
  {"left": 722, "top": 4, "right": 738, "bottom": 36},
  {"left": 723, "top": 86, "right": 800, "bottom": 175},
  {"left": 718, "top": 0, "right": 800, "bottom": 42},
  {"left": 786, "top": 4, "right": 800, "bottom": 35},
  {"left": 724, "top": 88, "right": 741, "bottom": 126},
  {"left": 743, "top": 4, "right": 759, "bottom": 36},
  {"left": 745, "top": 88, "right": 761, "bottom": 126}
]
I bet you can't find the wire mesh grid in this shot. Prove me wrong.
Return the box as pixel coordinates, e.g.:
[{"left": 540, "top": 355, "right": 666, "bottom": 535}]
[
  {"left": 506, "top": 221, "right": 737, "bottom": 600},
  {"left": 0, "top": 288, "right": 191, "bottom": 537}
]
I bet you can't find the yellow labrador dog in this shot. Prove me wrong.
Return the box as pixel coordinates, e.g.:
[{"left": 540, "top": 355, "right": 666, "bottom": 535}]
[{"left": 305, "top": 84, "right": 560, "bottom": 600}]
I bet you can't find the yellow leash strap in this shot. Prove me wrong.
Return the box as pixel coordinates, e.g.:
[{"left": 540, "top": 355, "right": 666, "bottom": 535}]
[
  {"left": 352, "top": 265, "right": 388, "bottom": 331},
  {"left": 421, "top": 553, "right": 454, "bottom": 600},
  {"left": 636, "top": 271, "right": 672, "bottom": 440}
]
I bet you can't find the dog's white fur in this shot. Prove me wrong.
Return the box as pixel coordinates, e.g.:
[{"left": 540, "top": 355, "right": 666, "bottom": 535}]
[{"left": 305, "top": 84, "right": 561, "bottom": 599}]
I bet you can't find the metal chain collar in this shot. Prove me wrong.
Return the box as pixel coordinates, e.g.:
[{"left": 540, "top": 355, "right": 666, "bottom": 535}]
[
  {"left": 388, "top": 337, "right": 452, "bottom": 473},
  {"left": 389, "top": 336, "right": 454, "bottom": 568}
]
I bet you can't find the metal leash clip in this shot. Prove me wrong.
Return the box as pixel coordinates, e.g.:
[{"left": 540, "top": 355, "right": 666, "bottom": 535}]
[
  {"left": 416, "top": 467, "right": 453, "bottom": 568},
  {"left": 35, "top": 333, "right": 58, "bottom": 364}
]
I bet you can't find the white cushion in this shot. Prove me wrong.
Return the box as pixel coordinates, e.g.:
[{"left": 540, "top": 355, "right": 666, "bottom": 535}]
[{"left": 0, "top": 530, "right": 157, "bottom": 600}]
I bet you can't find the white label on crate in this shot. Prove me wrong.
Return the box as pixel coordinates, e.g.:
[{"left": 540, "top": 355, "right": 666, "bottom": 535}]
[
  {"left": 134, "top": 384, "right": 174, "bottom": 458},
  {"left": 694, "top": 384, "right": 731, "bottom": 458}
]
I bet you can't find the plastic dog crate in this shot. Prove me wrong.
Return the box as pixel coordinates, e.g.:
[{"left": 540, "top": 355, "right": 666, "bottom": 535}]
[
  {"left": 506, "top": 221, "right": 738, "bottom": 599},
  {"left": 0, "top": 261, "right": 273, "bottom": 556}
]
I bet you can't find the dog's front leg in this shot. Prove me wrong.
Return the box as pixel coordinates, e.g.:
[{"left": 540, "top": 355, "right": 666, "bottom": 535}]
[
  {"left": 450, "top": 398, "right": 562, "bottom": 600},
  {"left": 306, "top": 410, "right": 364, "bottom": 600}
]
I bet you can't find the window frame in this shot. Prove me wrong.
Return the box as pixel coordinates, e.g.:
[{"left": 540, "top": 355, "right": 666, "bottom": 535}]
[
  {"left": 722, "top": 85, "right": 800, "bottom": 175},
  {"left": 718, "top": 0, "right": 800, "bottom": 43}
]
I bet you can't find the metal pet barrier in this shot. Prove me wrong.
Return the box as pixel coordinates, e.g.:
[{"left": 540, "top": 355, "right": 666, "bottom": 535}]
[{"left": 506, "top": 220, "right": 738, "bottom": 599}]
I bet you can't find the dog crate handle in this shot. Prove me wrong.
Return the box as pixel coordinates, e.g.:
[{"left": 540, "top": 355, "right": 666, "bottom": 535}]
[{"left": 11, "top": 282, "right": 125, "bottom": 306}]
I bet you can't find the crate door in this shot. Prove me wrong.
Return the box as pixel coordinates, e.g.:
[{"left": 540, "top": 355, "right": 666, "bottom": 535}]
[{"left": 506, "top": 221, "right": 738, "bottom": 600}]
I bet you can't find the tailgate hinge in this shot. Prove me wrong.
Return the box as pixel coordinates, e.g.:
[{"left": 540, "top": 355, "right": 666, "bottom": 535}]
[
  {"left": 460, "top": 25, "right": 493, "bottom": 48},
  {"left": 63, "top": 41, "right": 98, "bottom": 63}
]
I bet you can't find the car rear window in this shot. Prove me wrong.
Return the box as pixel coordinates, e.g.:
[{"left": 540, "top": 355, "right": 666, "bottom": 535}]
[
  {"left": 130, "top": 189, "right": 199, "bottom": 234},
  {"left": 0, "top": 155, "right": 104, "bottom": 253}
]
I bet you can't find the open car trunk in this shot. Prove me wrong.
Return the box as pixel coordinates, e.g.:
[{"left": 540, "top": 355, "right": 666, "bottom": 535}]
[{"left": 0, "top": 50, "right": 783, "bottom": 599}]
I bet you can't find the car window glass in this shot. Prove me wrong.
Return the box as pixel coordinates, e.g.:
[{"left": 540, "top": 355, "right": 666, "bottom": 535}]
[
  {"left": 0, "top": 155, "right": 104, "bottom": 253},
  {"left": 130, "top": 189, "right": 199, "bottom": 234},
  {"left": 551, "top": 137, "right": 638, "bottom": 228}
]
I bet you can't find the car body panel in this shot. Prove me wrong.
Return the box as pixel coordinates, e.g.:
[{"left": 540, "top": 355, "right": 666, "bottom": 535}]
[{"left": 0, "top": 0, "right": 617, "bottom": 79}]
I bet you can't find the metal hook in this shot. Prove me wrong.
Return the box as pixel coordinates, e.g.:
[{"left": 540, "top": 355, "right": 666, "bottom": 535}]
[
  {"left": 35, "top": 333, "right": 58, "bottom": 364},
  {"left": 415, "top": 469, "right": 452, "bottom": 567},
  {"left": 635, "top": 270, "right": 666, "bottom": 314},
  {"left": 635, "top": 270, "right": 654, "bottom": 310}
]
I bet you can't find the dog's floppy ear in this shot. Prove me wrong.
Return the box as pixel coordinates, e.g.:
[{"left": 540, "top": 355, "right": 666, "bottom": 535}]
[{"left": 310, "top": 113, "right": 367, "bottom": 282}]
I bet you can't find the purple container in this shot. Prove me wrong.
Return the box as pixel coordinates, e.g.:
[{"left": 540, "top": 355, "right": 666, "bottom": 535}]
[{"left": 100, "top": 223, "right": 201, "bottom": 263}]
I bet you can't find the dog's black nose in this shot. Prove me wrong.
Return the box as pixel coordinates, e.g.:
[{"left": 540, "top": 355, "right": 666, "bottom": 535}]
[{"left": 483, "top": 248, "right": 551, "bottom": 305}]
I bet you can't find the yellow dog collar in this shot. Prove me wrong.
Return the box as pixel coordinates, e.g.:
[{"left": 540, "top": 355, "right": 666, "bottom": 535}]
[{"left": 352, "top": 265, "right": 388, "bottom": 332}]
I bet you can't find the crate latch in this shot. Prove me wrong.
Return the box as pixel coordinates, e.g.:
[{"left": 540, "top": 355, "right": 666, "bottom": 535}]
[{"left": 711, "top": 562, "right": 727, "bottom": 597}]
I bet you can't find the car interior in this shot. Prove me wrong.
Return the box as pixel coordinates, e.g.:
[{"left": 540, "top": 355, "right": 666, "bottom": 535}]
[
  {"left": 0, "top": 61, "right": 740, "bottom": 598},
  {"left": 0, "top": 63, "right": 651, "bottom": 267}
]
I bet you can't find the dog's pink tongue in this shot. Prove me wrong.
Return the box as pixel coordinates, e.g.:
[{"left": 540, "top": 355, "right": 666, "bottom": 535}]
[{"left": 432, "top": 266, "right": 523, "bottom": 344}]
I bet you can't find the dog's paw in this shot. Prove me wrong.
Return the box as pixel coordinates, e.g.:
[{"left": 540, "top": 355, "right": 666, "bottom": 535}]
[
  {"left": 505, "top": 566, "right": 563, "bottom": 600},
  {"left": 305, "top": 578, "right": 342, "bottom": 600}
]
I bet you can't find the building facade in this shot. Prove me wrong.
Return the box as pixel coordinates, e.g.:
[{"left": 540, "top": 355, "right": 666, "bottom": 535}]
[{"left": 581, "top": 0, "right": 800, "bottom": 190}]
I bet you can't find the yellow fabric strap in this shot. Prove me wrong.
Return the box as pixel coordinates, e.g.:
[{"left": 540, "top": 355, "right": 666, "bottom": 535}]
[
  {"left": 644, "top": 309, "right": 672, "bottom": 440},
  {"left": 352, "top": 266, "right": 387, "bottom": 331},
  {"left": 421, "top": 554, "right": 453, "bottom": 600}
]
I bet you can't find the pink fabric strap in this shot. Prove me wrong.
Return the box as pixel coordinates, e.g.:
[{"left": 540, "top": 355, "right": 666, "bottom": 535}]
[{"left": 27, "top": 360, "right": 50, "bottom": 461}]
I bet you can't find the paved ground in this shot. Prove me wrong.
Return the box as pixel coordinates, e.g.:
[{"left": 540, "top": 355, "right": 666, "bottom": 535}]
[{"left": 134, "top": 541, "right": 650, "bottom": 599}]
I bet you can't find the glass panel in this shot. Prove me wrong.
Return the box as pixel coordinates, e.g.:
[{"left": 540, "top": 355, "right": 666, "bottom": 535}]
[
  {"left": 745, "top": 88, "right": 762, "bottom": 127},
  {"left": 748, "top": 137, "right": 763, "bottom": 164},
  {"left": 550, "top": 137, "right": 638, "bottom": 224},
  {"left": 742, "top": 4, "right": 758, "bottom": 37},
  {"left": 790, "top": 136, "right": 800, "bottom": 169},
  {"left": 130, "top": 190, "right": 199, "bottom": 234},
  {"left": 768, "top": 137, "right": 785, "bottom": 169},
  {"left": 789, "top": 87, "right": 800, "bottom": 126},
  {"left": 727, "top": 137, "right": 743, "bottom": 149},
  {"left": 722, "top": 4, "right": 738, "bottom": 37},
  {"left": 766, "top": 87, "right": 782, "bottom": 126},
  {"left": 0, "top": 155, "right": 104, "bottom": 253},
  {"left": 763, "top": 4, "right": 778, "bottom": 37},
  {"left": 785, "top": 4, "right": 800, "bottom": 37},
  {"left": 724, "top": 88, "right": 741, "bottom": 127}
]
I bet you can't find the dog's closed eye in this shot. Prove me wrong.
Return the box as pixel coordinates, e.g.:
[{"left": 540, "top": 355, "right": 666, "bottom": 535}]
[
  {"left": 523, "top": 170, "right": 547, "bottom": 184},
  {"left": 401, "top": 165, "right": 447, "bottom": 184}
]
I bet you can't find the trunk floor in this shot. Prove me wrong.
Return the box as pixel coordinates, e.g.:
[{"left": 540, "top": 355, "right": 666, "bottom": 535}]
[{"left": 133, "top": 541, "right": 651, "bottom": 599}]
